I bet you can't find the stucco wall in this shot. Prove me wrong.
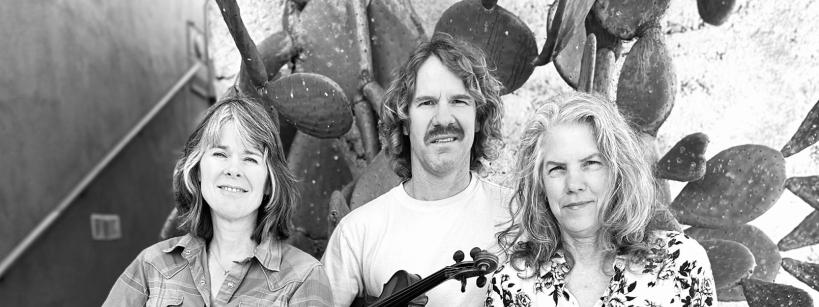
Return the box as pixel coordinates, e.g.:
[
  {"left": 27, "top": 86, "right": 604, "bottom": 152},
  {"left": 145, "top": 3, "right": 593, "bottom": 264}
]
[{"left": 0, "top": 0, "right": 210, "bottom": 304}]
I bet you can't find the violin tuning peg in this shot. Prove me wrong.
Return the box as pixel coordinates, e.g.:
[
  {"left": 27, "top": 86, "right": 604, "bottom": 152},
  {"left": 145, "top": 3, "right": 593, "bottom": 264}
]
[
  {"left": 460, "top": 278, "right": 467, "bottom": 293},
  {"left": 453, "top": 250, "right": 464, "bottom": 263},
  {"left": 469, "top": 247, "right": 481, "bottom": 259},
  {"left": 476, "top": 275, "right": 487, "bottom": 288}
]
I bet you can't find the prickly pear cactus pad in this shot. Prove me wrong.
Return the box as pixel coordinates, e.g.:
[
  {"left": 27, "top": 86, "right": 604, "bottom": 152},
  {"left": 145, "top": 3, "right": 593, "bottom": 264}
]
[
  {"left": 349, "top": 152, "right": 401, "bottom": 210},
  {"left": 592, "top": 0, "right": 671, "bottom": 40},
  {"left": 779, "top": 211, "right": 819, "bottom": 252},
  {"left": 367, "top": 0, "right": 427, "bottom": 88},
  {"left": 290, "top": 0, "right": 362, "bottom": 100},
  {"left": 740, "top": 278, "right": 814, "bottom": 307},
  {"left": 656, "top": 132, "right": 709, "bottom": 182},
  {"left": 782, "top": 258, "right": 819, "bottom": 293},
  {"left": 434, "top": 0, "right": 537, "bottom": 94},
  {"left": 287, "top": 132, "right": 353, "bottom": 257},
  {"left": 781, "top": 100, "right": 819, "bottom": 158},
  {"left": 671, "top": 144, "right": 786, "bottom": 228},
  {"left": 553, "top": 20, "right": 587, "bottom": 89},
  {"left": 697, "top": 0, "right": 737, "bottom": 26},
  {"left": 615, "top": 27, "right": 676, "bottom": 136},
  {"left": 686, "top": 225, "right": 781, "bottom": 301},
  {"left": 785, "top": 176, "right": 819, "bottom": 211},
  {"left": 266, "top": 73, "right": 353, "bottom": 138},
  {"left": 700, "top": 239, "right": 756, "bottom": 290}
]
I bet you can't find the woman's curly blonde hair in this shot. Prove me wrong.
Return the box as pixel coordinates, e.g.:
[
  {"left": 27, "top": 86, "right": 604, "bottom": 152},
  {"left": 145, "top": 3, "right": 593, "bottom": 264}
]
[{"left": 499, "top": 92, "right": 664, "bottom": 276}]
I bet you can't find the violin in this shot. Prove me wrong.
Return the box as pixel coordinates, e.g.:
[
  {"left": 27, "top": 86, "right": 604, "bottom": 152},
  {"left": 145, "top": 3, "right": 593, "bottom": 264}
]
[{"left": 352, "top": 247, "right": 499, "bottom": 307}]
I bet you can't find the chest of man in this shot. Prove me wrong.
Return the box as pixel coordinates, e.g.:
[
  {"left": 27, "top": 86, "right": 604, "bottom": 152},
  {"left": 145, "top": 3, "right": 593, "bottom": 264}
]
[{"left": 361, "top": 201, "right": 502, "bottom": 306}]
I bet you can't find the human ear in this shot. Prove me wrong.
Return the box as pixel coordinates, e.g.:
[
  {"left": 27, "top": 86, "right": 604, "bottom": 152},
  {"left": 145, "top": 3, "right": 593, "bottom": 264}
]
[{"left": 264, "top": 177, "right": 273, "bottom": 196}]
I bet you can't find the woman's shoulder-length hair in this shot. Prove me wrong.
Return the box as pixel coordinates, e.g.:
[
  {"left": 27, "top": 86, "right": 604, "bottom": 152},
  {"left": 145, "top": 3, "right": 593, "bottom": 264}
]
[
  {"left": 499, "top": 91, "right": 663, "bottom": 273},
  {"left": 172, "top": 95, "right": 299, "bottom": 242},
  {"left": 379, "top": 33, "right": 504, "bottom": 180}
]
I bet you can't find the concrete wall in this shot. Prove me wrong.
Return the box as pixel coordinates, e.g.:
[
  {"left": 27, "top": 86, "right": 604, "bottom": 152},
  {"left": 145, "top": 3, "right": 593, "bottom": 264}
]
[{"left": 0, "top": 0, "right": 210, "bottom": 304}]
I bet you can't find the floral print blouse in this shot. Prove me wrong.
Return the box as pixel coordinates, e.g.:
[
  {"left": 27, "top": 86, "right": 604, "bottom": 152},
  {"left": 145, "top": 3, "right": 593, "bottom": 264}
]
[{"left": 486, "top": 231, "right": 715, "bottom": 307}]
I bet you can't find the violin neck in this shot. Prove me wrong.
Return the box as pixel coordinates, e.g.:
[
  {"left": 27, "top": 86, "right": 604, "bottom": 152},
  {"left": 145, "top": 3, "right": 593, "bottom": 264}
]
[{"left": 369, "top": 268, "right": 448, "bottom": 307}]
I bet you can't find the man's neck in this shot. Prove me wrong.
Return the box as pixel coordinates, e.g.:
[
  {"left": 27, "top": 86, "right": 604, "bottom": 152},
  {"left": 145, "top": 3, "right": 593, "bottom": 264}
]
[{"left": 404, "top": 169, "right": 472, "bottom": 201}]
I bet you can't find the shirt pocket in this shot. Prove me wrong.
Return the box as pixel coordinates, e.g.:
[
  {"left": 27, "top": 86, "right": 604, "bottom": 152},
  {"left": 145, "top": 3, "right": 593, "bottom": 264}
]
[
  {"left": 237, "top": 295, "right": 287, "bottom": 307},
  {"left": 146, "top": 290, "right": 184, "bottom": 307},
  {"left": 237, "top": 297, "right": 282, "bottom": 307}
]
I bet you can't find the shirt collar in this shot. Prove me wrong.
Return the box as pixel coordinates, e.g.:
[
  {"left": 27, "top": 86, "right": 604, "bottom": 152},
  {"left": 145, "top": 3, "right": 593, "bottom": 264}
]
[
  {"left": 538, "top": 249, "right": 629, "bottom": 278},
  {"left": 252, "top": 235, "right": 282, "bottom": 272},
  {"left": 161, "top": 234, "right": 282, "bottom": 272},
  {"left": 162, "top": 234, "right": 203, "bottom": 258}
]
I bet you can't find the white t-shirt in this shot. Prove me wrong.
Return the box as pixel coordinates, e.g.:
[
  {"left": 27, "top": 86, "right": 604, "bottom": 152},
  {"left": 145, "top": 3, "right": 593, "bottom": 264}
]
[{"left": 322, "top": 173, "right": 513, "bottom": 307}]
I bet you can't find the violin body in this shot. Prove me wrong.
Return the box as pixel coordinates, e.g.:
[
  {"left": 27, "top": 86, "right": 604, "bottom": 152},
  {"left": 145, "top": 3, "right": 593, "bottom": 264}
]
[
  {"left": 351, "top": 271, "right": 428, "bottom": 307},
  {"left": 349, "top": 248, "right": 498, "bottom": 307}
]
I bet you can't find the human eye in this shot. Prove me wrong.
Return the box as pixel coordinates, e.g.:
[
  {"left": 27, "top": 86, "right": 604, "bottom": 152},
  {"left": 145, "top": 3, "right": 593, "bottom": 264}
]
[
  {"left": 547, "top": 165, "right": 565, "bottom": 176},
  {"left": 243, "top": 156, "right": 259, "bottom": 164},
  {"left": 453, "top": 97, "right": 473, "bottom": 106},
  {"left": 417, "top": 99, "right": 433, "bottom": 106},
  {"left": 583, "top": 160, "right": 604, "bottom": 170},
  {"left": 211, "top": 150, "right": 227, "bottom": 158}
]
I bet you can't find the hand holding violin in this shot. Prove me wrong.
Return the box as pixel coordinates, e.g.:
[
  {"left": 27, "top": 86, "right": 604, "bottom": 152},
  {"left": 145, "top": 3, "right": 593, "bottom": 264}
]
[{"left": 361, "top": 247, "right": 499, "bottom": 307}]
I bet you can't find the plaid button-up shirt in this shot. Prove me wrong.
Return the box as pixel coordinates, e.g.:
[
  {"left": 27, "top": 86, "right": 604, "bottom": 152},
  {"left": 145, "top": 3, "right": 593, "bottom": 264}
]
[{"left": 103, "top": 234, "right": 332, "bottom": 306}]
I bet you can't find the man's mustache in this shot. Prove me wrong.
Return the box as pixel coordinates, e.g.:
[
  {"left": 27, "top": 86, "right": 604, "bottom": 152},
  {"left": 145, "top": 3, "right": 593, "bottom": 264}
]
[{"left": 424, "top": 124, "right": 465, "bottom": 143}]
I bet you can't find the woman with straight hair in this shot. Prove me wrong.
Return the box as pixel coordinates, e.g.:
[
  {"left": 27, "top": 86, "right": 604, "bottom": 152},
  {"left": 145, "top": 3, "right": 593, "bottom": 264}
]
[
  {"left": 104, "top": 95, "right": 332, "bottom": 306},
  {"left": 486, "top": 92, "right": 715, "bottom": 306}
]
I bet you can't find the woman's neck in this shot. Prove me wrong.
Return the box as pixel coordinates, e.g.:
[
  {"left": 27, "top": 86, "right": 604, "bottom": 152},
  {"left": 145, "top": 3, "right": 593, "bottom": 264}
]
[
  {"left": 562, "top": 232, "right": 605, "bottom": 266},
  {"left": 209, "top": 216, "right": 257, "bottom": 260}
]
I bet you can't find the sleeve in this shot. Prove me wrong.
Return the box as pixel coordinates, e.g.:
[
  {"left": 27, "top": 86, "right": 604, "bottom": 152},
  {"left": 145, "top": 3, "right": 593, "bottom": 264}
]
[
  {"left": 676, "top": 235, "right": 717, "bottom": 306},
  {"left": 288, "top": 263, "right": 334, "bottom": 307},
  {"left": 321, "top": 218, "right": 365, "bottom": 307},
  {"left": 102, "top": 253, "right": 150, "bottom": 306}
]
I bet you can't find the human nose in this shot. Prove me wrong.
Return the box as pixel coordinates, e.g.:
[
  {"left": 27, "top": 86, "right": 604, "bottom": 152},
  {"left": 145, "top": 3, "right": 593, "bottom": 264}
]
[
  {"left": 565, "top": 168, "right": 586, "bottom": 193},
  {"left": 432, "top": 101, "right": 454, "bottom": 125},
  {"left": 223, "top": 157, "right": 242, "bottom": 178}
]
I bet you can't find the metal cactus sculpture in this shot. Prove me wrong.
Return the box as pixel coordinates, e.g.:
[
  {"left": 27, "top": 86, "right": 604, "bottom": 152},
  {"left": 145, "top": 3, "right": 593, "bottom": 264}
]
[{"left": 205, "top": 0, "right": 818, "bottom": 304}]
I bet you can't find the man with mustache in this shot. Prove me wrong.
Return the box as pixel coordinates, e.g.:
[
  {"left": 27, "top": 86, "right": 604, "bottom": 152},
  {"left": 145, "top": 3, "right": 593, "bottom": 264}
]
[{"left": 322, "top": 34, "right": 512, "bottom": 306}]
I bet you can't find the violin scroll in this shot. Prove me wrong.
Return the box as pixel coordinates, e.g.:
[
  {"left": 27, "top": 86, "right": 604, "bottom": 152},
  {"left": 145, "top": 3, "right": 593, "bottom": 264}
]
[{"left": 450, "top": 247, "right": 499, "bottom": 293}]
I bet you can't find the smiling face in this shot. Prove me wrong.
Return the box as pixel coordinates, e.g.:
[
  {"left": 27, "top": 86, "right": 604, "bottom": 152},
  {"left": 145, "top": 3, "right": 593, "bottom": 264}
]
[
  {"left": 199, "top": 121, "right": 270, "bottom": 223},
  {"left": 541, "top": 122, "right": 613, "bottom": 237},
  {"left": 406, "top": 55, "right": 477, "bottom": 177}
]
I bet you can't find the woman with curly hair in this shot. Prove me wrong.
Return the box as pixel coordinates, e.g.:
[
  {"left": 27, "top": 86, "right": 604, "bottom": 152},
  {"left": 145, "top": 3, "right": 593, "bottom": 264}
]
[{"left": 486, "top": 92, "right": 715, "bottom": 307}]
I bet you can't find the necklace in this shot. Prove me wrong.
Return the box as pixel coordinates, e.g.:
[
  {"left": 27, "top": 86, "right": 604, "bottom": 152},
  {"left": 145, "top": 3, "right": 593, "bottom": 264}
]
[{"left": 211, "top": 244, "right": 231, "bottom": 276}]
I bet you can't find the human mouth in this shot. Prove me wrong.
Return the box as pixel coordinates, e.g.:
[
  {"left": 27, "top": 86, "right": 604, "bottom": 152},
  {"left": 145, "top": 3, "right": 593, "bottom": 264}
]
[
  {"left": 429, "top": 136, "right": 458, "bottom": 144},
  {"left": 424, "top": 124, "right": 465, "bottom": 144},
  {"left": 563, "top": 200, "right": 594, "bottom": 209},
  {"left": 218, "top": 185, "right": 247, "bottom": 193}
]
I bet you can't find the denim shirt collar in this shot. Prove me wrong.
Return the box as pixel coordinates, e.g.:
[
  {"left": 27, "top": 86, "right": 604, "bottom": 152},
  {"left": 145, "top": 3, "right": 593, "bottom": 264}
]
[{"left": 162, "top": 234, "right": 283, "bottom": 272}]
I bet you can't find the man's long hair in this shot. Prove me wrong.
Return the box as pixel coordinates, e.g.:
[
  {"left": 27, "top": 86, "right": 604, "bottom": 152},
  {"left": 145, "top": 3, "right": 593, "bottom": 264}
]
[{"left": 379, "top": 33, "right": 504, "bottom": 180}]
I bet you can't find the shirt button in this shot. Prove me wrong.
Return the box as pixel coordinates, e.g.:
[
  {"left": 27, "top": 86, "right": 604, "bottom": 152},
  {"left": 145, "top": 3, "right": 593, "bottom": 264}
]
[
  {"left": 184, "top": 250, "right": 191, "bottom": 255},
  {"left": 227, "top": 282, "right": 234, "bottom": 288},
  {"left": 200, "top": 279, "right": 206, "bottom": 286}
]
